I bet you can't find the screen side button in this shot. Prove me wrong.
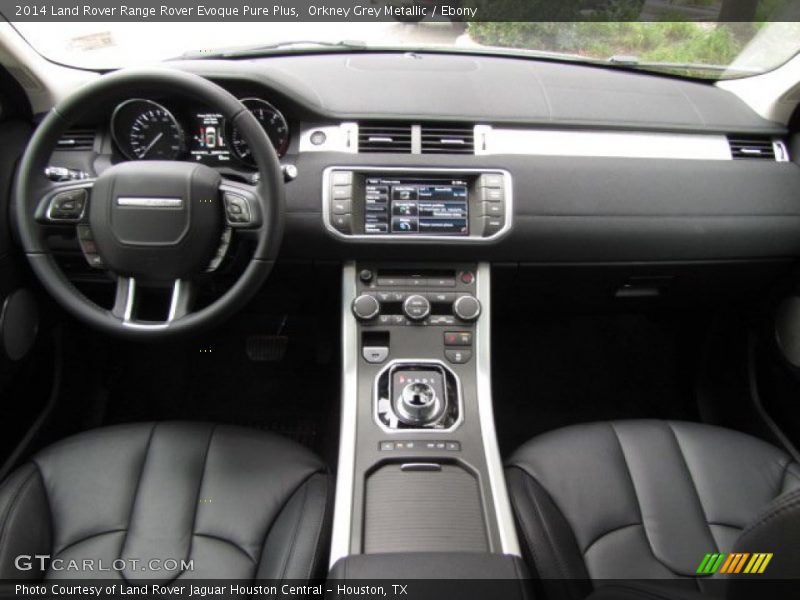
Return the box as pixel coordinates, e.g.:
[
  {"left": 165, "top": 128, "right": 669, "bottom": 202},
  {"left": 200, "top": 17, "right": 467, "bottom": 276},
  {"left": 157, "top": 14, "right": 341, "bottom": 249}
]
[
  {"left": 483, "top": 217, "right": 504, "bottom": 236},
  {"left": 331, "top": 171, "right": 353, "bottom": 185},
  {"left": 479, "top": 174, "right": 504, "bottom": 188},
  {"left": 332, "top": 214, "right": 352, "bottom": 234},
  {"left": 332, "top": 199, "right": 351, "bottom": 215}
]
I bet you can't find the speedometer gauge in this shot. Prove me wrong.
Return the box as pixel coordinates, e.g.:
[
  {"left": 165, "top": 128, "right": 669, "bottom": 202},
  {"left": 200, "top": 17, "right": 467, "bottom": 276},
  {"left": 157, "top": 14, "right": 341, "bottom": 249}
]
[
  {"left": 229, "top": 98, "right": 289, "bottom": 166},
  {"left": 111, "top": 99, "right": 184, "bottom": 160}
]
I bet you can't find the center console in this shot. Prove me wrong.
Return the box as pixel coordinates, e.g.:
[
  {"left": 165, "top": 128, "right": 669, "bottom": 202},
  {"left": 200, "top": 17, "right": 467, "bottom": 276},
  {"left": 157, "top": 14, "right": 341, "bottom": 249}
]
[{"left": 330, "top": 259, "right": 520, "bottom": 565}]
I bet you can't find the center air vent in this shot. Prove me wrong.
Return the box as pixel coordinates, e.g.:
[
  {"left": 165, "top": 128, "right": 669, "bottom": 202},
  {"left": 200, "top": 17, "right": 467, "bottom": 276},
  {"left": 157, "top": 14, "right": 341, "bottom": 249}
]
[
  {"left": 728, "top": 136, "right": 776, "bottom": 160},
  {"left": 56, "top": 128, "right": 97, "bottom": 151},
  {"left": 358, "top": 123, "right": 412, "bottom": 153},
  {"left": 421, "top": 125, "right": 474, "bottom": 154}
]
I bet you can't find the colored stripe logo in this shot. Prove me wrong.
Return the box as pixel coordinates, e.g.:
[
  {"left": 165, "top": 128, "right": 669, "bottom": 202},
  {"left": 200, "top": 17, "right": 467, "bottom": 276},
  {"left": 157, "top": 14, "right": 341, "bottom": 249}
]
[{"left": 696, "top": 553, "right": 773, "bottom": 575}]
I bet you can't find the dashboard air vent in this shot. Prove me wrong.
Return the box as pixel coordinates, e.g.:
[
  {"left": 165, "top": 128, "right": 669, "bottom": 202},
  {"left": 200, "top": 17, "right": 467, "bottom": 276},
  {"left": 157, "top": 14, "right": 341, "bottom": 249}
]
[
  {"left": 56, "top": 128, "right": 97, "bottom": 151},
  {"left": 421, "top": 125, "right": 474, "bottom": 154},
  {"left": 358, "top": 123, "right": 412, "bottom": 153},
  {"left": 728, "top": 136, "right": 776, "bottom": 160}
]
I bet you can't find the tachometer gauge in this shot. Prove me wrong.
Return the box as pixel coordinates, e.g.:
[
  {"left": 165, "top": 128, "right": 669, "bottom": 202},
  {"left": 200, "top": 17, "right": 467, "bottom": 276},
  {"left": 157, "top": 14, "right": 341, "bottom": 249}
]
[
  {"left": 229, "top": 98, "right": 289, "bottom": 166},
  {"left": 111, "top": 99, "right": 184, "bottom": 160}
]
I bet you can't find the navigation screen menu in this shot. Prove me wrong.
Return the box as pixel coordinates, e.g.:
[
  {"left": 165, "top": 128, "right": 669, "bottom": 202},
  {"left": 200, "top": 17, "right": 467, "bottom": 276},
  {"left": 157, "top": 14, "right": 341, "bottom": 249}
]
[{"left": 364, "top": 177, "right": 469, "bottom": 235}]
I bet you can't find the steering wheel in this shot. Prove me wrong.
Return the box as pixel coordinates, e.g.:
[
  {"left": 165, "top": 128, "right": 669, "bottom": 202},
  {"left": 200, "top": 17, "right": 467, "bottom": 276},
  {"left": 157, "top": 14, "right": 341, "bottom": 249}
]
[{"left": 14, "top": 68, "right": 284, "bottom": 340}]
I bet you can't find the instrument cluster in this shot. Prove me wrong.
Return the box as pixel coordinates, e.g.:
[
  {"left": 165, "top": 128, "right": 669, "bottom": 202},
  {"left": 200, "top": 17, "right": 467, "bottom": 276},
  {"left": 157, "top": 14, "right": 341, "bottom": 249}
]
[{"left": 110, "top": 97, "right": 290, "bottom": 168}]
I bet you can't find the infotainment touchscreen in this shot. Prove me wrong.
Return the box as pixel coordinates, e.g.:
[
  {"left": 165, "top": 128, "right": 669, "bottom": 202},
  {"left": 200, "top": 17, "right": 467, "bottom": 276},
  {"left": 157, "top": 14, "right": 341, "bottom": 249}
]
[{"left": 364, "top": 177, "right": 469, "bottom": 235}]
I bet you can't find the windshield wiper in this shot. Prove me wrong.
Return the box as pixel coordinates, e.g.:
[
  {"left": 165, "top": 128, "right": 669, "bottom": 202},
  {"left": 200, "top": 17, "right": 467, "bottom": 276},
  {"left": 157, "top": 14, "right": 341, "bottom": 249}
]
[
  {"left": 607, "top": 55, "right": 761, "bottom": 76},
  {"left": 174, "top": 40, "right": 368, "bottom": 60}
]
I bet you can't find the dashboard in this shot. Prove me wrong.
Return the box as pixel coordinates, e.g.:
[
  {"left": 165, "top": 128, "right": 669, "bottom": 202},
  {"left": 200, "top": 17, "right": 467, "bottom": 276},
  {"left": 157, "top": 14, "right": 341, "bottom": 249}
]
[
  {"left": 45, "top": 51, "right": 800, "bottom": 268},
  {"left": 109, "top": 96, "right": 290, "bottom": 168}
]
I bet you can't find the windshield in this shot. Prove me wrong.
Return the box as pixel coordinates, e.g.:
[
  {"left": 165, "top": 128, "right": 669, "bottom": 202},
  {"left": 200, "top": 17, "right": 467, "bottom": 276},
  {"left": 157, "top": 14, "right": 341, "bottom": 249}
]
[{"left": 10, "top": 20, "right": 800, "bottom": 80}]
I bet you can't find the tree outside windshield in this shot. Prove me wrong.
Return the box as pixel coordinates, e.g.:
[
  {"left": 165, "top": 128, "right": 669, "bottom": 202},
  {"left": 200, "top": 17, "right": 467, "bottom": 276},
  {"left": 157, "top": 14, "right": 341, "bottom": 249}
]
[{"left": 10, "top": 16, "right": 800, "bottom": 79}]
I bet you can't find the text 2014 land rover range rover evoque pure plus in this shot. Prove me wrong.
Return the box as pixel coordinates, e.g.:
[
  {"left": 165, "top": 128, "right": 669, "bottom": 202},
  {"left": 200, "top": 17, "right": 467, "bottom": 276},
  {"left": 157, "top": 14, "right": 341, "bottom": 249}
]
[{"left": 0, "top": 11, "right": 800, "bottom": 600}]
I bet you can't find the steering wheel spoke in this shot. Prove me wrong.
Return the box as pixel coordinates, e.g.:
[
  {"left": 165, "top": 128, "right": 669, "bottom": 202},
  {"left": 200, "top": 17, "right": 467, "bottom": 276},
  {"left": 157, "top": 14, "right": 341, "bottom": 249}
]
[
  {"left": 112, "top": 276, "right": 195, "bottom": 329},
  {"left": 35, "top": 179, "right": 94, "bottom": 225}
]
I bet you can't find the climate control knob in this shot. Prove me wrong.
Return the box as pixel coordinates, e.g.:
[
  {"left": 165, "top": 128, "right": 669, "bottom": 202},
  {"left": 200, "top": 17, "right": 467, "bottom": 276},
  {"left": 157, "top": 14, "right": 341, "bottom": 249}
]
[
  {"left": 453, "top": 295, "right": 482, "bottom": 322},
  {"left": 403, "top": 295, "right": 431, "bottom": 322},
  {"left": 352, "top": 294, "right": 380, "bottom": 321}
]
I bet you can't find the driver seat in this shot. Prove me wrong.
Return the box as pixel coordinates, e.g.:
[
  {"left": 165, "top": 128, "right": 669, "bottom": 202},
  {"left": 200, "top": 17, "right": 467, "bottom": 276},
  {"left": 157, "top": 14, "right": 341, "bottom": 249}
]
[{"left": 0, "top": 422, "right": 331, "bottom": 581}]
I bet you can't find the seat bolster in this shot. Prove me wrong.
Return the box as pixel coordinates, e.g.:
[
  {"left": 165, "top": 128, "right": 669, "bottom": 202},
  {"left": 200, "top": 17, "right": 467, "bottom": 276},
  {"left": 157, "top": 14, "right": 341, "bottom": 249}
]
[
  {"left": 0, "top": 463, "right": 52, "bottom": 579},
  {"left": 256, "top": 472, "right": 332, "bottom": 582},
  {"left": 728, "top": 487, "right": 800, "bottom": 584},
  {"left": 505, "top": 467, "right": 591, "bottom": 600}
]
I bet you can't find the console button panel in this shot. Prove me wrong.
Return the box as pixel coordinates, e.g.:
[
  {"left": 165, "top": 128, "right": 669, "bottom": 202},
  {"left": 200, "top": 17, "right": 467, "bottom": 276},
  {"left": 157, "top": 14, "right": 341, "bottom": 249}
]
[{"left": 355, "top": 264, "right": 479, "bottom": 368}]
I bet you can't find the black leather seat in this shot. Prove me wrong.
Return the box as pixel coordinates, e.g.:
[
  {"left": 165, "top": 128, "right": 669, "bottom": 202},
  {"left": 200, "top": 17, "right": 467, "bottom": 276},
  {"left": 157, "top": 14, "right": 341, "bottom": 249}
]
[
  {"left": 506, "top": 420, "right": 800, "bottom": 599},
  {"left": 0, "top": 422, "right": 331, "bottom": 582}
]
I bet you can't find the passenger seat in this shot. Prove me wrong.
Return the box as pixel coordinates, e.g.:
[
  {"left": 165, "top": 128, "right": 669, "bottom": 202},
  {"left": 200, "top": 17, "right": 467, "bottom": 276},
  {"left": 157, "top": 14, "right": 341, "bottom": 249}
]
[{"left": 505, "top": 420, "right": 800, "bottom": 598}]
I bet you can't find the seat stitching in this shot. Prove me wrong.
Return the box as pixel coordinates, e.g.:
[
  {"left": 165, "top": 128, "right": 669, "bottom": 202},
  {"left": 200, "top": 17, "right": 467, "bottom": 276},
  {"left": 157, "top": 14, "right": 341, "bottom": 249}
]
[
  {"left": 277, "top": 474, "right": 311, "bottom": 581},
  {"left": 738, "top": 489, "right": 800, "bottom": 538},
  {"left": 52, "top": 529, "right": 127, "bottom": 557},
  {"left": 608, "top": 422, "right": 682, "bottom": 577},
  {"left": 706, "top": 522, "right": 743, "bottom": 530},
  {"left": 118, "top": 422, "right": 158, "bottom": 570},
  {"left": 0, "top": 468, "right": 37, "bottom": 552},
  {"left": 191, "top": 533, "right": 254, "bottom": 563},
  {"left": 253, "top": 470, "right": 322, "bottom": 578},
  {"left": 779, "top": 459, "right": 800, "bottom": 491},
  {"left": 184, "top": 424, "right": 221, "bottom": 561},
  {"left": 582, "top": 522, "right": 642, "bottom": 556},
  {"left": 666, "top": 422, "right": 718, "bottom": 552}
]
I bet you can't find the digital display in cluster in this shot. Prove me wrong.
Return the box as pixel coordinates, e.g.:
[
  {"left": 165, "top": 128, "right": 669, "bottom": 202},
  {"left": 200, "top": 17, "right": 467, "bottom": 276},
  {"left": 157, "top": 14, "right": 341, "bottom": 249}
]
[{"left": 190, "top": 112, "right": 232, "bottom": 164}]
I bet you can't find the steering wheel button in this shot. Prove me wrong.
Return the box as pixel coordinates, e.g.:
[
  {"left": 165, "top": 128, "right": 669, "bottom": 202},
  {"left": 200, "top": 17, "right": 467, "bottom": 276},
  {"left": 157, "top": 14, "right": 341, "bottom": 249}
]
[
  {"left": 49, "top": 189, "right": 88, "bottom": 220},
  {"left": 223, "top": 192, "right": 252, "bottom": 225}
]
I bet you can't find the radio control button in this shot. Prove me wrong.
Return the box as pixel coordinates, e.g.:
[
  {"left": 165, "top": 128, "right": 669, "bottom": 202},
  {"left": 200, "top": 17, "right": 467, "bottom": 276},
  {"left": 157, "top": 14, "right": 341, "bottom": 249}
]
[
  {"left": 428, "top": 277, "right": 456, "bottom": 288},
  {"left": 376, "top": 277, "right": 404, "bottom": 286}
]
